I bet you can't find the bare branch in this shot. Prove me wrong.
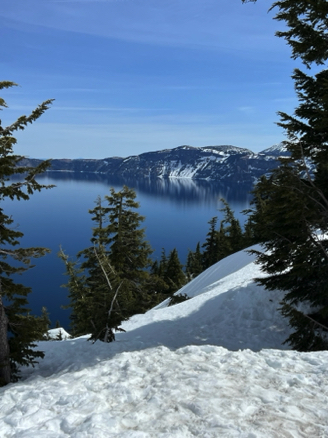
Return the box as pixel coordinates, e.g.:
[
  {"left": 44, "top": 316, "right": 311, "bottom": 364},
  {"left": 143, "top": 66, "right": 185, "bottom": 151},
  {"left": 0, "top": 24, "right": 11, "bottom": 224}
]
[
  {"left": 302, "top": 312, "right": 328, "bottom": 332},
  {"left": 92, "top": 246, "right": 123, "bottom": 343},
  {"left": 94, "top": 246, "right": 113, "bottom": 291}
]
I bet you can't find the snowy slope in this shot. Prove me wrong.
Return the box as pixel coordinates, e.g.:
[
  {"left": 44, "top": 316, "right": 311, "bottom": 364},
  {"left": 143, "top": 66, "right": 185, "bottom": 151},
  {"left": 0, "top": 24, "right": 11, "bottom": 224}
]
[
  {"left": 23, "top": 144, "right": 282, "bottom": 183},
  {"left": 122, "top": 246, "right": 291, "bottom": 351},
  {"left": 1, "top": 248, "right": 327, "bottom": 437}
]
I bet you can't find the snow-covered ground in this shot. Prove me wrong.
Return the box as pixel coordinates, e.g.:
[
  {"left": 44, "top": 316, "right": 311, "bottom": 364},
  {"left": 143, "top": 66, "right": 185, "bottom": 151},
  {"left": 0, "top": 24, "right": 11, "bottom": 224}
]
[{"left": 1, "top": 248, "right": 327, "bottom": 437}]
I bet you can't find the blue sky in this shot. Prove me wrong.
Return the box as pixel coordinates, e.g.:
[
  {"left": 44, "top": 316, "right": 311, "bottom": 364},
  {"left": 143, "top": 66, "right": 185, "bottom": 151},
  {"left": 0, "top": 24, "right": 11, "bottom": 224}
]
[{"left": 2, "top": 0, "right": 298, "bottom": 159}]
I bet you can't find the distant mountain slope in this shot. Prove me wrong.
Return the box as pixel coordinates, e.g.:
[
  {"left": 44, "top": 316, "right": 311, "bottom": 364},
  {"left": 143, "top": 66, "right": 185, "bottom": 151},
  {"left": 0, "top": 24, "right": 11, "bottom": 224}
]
[{"left": 20, "top": 143, "right": 289, "bottom": 183}]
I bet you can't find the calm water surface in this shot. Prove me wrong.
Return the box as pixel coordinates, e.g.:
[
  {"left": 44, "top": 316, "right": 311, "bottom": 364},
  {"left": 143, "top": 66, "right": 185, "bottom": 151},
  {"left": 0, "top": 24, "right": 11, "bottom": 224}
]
[{"left": 4, "top": 173, "right": 253, "bottom": 329}]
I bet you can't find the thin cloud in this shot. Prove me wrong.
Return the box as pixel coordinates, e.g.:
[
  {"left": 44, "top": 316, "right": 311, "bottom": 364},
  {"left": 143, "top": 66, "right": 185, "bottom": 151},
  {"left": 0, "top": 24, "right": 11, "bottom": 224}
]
[
  {"left": 14, "top": 116, "right": 284, "bottom": 160},
  {"left": 1, "top": 0, "right": 282, "bottom": 55}
]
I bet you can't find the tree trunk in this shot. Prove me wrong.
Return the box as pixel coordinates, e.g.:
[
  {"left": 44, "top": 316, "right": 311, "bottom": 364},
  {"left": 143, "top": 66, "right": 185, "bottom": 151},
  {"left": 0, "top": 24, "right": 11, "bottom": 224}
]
[{"left": 0, "top": 294, "right": 11, "bottom": 386}]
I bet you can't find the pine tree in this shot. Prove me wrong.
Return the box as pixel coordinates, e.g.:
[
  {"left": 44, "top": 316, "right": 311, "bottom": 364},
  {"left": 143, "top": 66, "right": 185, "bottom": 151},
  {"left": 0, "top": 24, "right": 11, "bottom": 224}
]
[
  {"left": 248, "top": 163, "right": 328, "bottom": 350},
  {"left": 216, "top": 221, "right": 232, "bottom": 260},
  {"left": 61, "top": 186, "right": 156, "bottom": 342},
  {"left": 105, "top": 186, "right": 153, "bottom": 286},
  {"left": 59, "top": 248, "right": 91, "bottom": 337},
  {"left": 0, "top": 81, "right": 54, "bottom": 385},
  {"left": 105, "top": 186, "right": 155, "bottom": 315},
  {"left": 147, "top": 252, "right": 170, "bottom": 297},
  {"left": 242, "top": 216, "right": 257, "bottom": 247},
  {"left": 163, "top": 248, "right": 186, "bottom": 295},
  {"left": 193, "top": 242, "right": 203, "bottom": 276},
  {"left": 202, "top": 217, "right": 220, "bottom": 270},
  {"left": 219, "top": 199, "right": 244, "bottom": 254},
  {"left": 201, "top": 203, "right": 245, "bottom": 271},
  {"left": 158, "top": 248, "right": 168, "bottom": 278},
  {"left": 243, "top": 0, "right": 328, "bottom": 350},
  {"left": 185, "top": 242, "right": 203, "bottom": 280}
]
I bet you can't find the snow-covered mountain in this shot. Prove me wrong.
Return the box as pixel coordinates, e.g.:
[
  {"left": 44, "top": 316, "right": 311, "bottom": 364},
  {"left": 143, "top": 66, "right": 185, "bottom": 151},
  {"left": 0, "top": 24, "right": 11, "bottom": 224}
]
[
  {"left": 1, "top": 247, "right": 327, "bottom": 437},
  {"left": 21, "top": 144, "right": 289, "bottom": 183},
  {"left": 258, "top": 143, "right": 290, "bottom": 158}
]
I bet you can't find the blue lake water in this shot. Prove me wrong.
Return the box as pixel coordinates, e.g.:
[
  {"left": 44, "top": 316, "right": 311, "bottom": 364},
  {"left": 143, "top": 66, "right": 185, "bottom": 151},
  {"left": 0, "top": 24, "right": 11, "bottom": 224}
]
[{"left": 4, "top": 172, "right": 253, "bottom": 330}]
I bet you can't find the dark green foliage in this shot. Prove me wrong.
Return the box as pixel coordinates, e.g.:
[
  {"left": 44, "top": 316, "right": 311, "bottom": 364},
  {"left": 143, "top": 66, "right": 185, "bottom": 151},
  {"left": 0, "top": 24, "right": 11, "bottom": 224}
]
[
  {"left": 59, "top": 248, "right": 92, "bottom": 337},
  {"left": 168, "top": 293, "right": 190, "bottom": 307},
  {"left": 157, "top": 248, "right": 168, "bottom": 278},
  {"left": 242, "top": 0, "right": 328, "bottom": 67},
  {"left": 280, "top": 304, "right": 328, "bottom": 351},
  {"left": 242, "top": 216, "right": 257, "bottom": 247},
  {"left": 242, "top": 0, "right": 328, "bottom": 350},
  {"left": 248, "top": 164, "right": 328, "bottom": 350},
  {"left": 202, "top": 217, "right": 220, "bottom": 270},
  {"left": 105, "top": 186, "right": 153, "bottom": 287},
  {"left": 185, "top": 243, "right": 203, "bottom": 281},
  {"left": 150, "top": 247, "right": 186, "bottom": 297},
  {"left": 61, "top": 186, "right": 157, "bottom": 342},
  {"left": 0, "top": 82, "right": 54, "bottom": 385},
  {"left": 218, "top": 201, "right": 243, "bottom": 253},
  {"left": 271, "top": 0, "right": 328, "bottom": 67},
  {"left": 163, "top": 248, "right": 186, "bottom": 295},
  {"left": 200, "top": 200, "right": 249, "bottom": 272},
  {"left": 142, "top": 273, "right": 169, "bottom": 306}
]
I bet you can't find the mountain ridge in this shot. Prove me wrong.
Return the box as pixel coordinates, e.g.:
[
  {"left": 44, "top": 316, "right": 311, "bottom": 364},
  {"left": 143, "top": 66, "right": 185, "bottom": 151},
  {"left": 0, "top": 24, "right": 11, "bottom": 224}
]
[{"left": 20, "top": 143, "right": 288, "bottom": 184}]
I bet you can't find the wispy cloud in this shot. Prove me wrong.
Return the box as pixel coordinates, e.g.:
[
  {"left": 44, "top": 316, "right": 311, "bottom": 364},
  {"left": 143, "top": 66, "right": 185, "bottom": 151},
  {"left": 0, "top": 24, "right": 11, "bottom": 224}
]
[
  {"left": 237, "top": 106, "right": 255, "bottom": 114},
  {"left": 2, "top": 0, "right": 292, "bottom": 160},
  {"left": 14, "top": 113, "right": 284, "bottom": 160},
  {"left": 1, "top": 0, "right": 282, "bottom": 55}
]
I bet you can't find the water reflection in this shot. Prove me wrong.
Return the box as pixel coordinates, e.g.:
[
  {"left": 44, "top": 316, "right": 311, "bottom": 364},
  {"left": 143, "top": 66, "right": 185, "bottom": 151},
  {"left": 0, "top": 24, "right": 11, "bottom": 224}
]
[
  {"left": 39, "top": 171, "right": 254, "bottom": 206},
  {"left": 6, "top": 172, "right": 254, "bottom": 329}
]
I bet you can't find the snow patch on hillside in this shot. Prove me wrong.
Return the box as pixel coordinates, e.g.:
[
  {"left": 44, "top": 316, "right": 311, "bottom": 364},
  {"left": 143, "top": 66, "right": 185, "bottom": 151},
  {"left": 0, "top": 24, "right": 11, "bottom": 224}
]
[{"left": 1, "top": 247, "right": 327, "bottom": 437}]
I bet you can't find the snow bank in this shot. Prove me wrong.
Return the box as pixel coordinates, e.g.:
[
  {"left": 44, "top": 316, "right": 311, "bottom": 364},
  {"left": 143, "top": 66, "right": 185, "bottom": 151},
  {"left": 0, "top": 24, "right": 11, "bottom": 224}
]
[
  {"left": 1, "top": 343, "right": 327, "bottom": 437},
  {"left": 47, "top": 328, "right": 71, "bottom": 340},
  {"left": 121, "top": 245, "right": 291, "bottom": 351},
  {"left": 0, "top": 247, "right": 327, "bottom": 437}
]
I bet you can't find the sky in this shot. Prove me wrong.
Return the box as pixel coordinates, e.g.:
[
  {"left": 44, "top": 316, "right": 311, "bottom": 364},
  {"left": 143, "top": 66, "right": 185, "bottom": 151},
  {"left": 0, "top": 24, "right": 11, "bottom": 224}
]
[
  {"left": 1, "top": 0, "right": 299, "bottom": 159},
  {"left": 1, "top": 247, "right": 327, "bottom": 437}
]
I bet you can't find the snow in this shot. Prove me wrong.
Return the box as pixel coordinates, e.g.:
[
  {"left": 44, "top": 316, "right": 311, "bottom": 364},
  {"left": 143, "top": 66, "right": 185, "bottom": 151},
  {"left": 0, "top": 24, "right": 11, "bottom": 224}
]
[
  {"left": 259, "top": 143, "right": 289, "bottom": 157},
  {"left": 1, "top": 247, "right": 328, "bottom": 437},
  {"left": 46, "top": 328, "right": 71, "bottom": 340}
]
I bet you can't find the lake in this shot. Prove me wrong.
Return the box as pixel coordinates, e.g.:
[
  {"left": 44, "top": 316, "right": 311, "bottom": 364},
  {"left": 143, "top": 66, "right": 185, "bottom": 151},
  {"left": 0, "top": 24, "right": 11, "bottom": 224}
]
[{"left": 4, "top": 172, "right": 253, "bottom": 330}]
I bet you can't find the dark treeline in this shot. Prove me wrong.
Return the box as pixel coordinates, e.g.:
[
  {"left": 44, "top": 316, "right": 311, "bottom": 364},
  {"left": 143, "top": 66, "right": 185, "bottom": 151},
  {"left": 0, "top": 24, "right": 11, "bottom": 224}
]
[{"left": 185, "top": 199, "right": 255, "bottom": 280}]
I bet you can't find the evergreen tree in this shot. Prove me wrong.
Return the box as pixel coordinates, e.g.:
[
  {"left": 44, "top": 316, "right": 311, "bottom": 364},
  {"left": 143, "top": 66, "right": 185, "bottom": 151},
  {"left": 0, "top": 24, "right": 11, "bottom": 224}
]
[
  {"left": 0, "top": 81, "right": 54, "bottom": 385},
  {"left": 157, "top": 248, "right": 168, "bottom": 278},
  {"left": 59, "top": 248, "right": 91, "bottom": 337},
  {"left": 61, "top": 186, "right": 155, "bottom": 342},
  {"left": 220, "top": 199, "right": 244, "bottom": 253},
  {"left": 163, "top": 248, "right": 186, "bottom": 295},
  {"left": 105, "top": 186, "right": 155, "bottom": 315},
  {"left": 201, "top": 202, "right": 246, "bottom": 271},
  {"left": 105, "top": 186, "right": 153, "bottom": 286},
  {"left": 193, "top": 242, "right": 203, "bottom": 276},
  {"left": 248, "top": 164, "right": 328, "bottom": 350},
  {"left": 148, "top": 252, "right": 170, "bottom": 297},
  {"left": 242, "top": 216, "right": 257, "bottom": 247},
  {"left": 202, "top": 217, "right": 220, "bottom": 270},
  {"left": 243, "top": 0, "right": 328, "bottom": 350},
  {"left": 185, "top": 242, "right": 203, "bottom": 280},
  {"left": 216, "top": 221, "right": 232, "bottom": 260},
  {"left": 70, "top": 197, "right": 118, "bottom": 339}
]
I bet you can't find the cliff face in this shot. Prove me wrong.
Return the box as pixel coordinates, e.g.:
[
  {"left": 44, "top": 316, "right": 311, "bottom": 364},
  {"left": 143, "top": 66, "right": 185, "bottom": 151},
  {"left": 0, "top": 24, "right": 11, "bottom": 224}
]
[{"left": 20, "top": 144, "right": 289, "bottom": 183}]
